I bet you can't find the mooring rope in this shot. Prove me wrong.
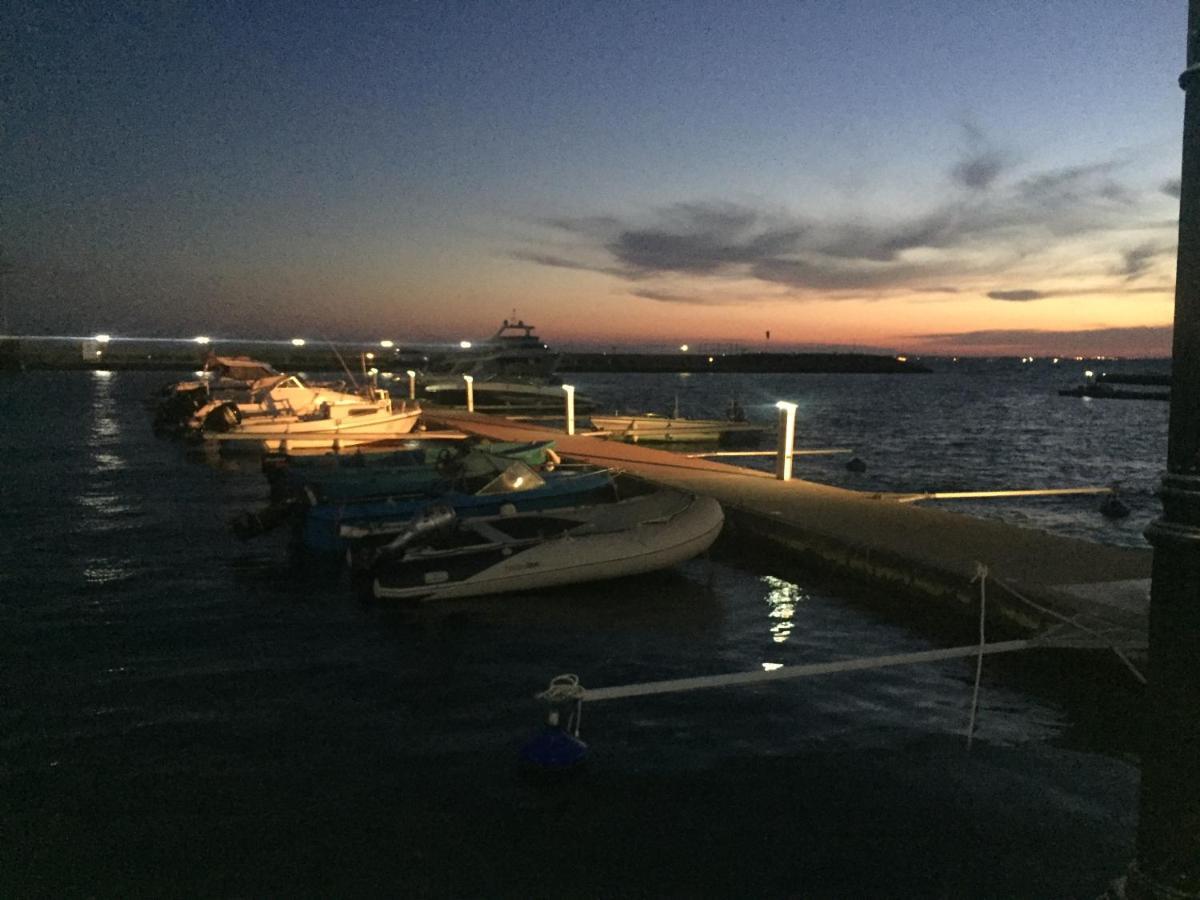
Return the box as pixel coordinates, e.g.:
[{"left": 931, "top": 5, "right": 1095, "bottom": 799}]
[
  {"left": 988, "top": 572, "right": 1147, "bottom": 685},
  {"left": 966, "top": 563, "right": 988, "bottom": 751}
]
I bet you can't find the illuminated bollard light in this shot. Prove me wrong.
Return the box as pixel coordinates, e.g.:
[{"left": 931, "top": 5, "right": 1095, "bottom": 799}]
[
  {"left": 463, "top": 374, "right": 474, "bottom": 412},
  {"left": 775, "top": 401, "right": 797, "bottom": 481},
  {"left": 563, "top": 384, "right": 576, "bottom": 435},
  {"left": 406, "top": 369, "right": 417, "bottom": 401}
]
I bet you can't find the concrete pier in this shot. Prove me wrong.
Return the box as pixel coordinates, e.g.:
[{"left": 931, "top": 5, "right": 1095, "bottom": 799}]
[{"left": 424, "top": 407, "right": 1151, "bottom": 642}]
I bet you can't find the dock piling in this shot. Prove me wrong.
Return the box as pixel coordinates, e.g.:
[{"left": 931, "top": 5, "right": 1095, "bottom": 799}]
[
  {"left": 775, "top": 401, "right": 797, "bottom": 480},
  {"left": 406, "top": 369, "right": 416, "bottom": 400},
  {"left": 463, "top": 374, "right": 474, "bottom": 412},
  {"left": 563, "top": 384, "right": 576, "bottom": 435}
]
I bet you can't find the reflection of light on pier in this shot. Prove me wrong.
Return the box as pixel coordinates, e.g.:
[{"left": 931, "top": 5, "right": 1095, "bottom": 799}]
[{"left": 760, "top": 574, "right": 807, "bottom": 644}]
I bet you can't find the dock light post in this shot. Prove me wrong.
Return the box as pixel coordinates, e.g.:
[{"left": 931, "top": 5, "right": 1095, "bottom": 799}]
[
  {"left": 1121, "top": 5, "right": 1200, "bottom": 897},
  {"left": 406, "top": 369, "right": 417, "bottom": 400},
  {"left": 775, "top": 402, "right": 796, "bottom": 481},
  {"left": 563, "top": 384, "right": 576, "bottom": 435},
  {"left": 463, "top": 374, "right": 474, "bottom": 412},
  {"left": 380, "top": 339, "right": 394, "bottom": 349}
]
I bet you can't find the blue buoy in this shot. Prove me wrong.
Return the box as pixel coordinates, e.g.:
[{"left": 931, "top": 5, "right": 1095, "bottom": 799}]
[{"left": 520, "top": 727, "right": 589, "bottom": 769}]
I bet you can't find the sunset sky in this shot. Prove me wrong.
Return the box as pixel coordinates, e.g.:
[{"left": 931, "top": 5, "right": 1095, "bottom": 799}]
[{"left": 2, "top": 1, "right": 1188, "bottom": 355}]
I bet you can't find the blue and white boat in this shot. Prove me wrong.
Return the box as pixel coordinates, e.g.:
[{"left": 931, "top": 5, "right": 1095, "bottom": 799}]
[{"left": 301, "top": 463, "right": 617, "bottom": 554}]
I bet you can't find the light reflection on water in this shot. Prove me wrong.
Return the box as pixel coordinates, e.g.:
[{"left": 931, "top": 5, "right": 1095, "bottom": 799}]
[{"left": 761, "top": 573, "right": 804, "bottom": 644}]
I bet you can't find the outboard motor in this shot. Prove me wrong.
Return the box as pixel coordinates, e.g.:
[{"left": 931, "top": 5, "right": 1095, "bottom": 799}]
[
  {"left": 350, "top": 504, "right": 457, "bottom": 570},
  {"left": 153, "top": 382, "right": 210, "bottom": 435},
  {"left": 186, "top": 400, "right": 241, "bottom": 434}
]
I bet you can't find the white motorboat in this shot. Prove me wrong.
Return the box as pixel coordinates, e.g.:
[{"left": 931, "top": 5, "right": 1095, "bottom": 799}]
[
  {"left": 369, "top": 489, "right": 724, "bottom": 601},
  {"left": 199, "top": 387, "right": 422, "bottom": 452}
]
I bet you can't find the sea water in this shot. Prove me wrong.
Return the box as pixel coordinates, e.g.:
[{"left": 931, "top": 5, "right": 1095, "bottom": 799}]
[{"left": 0, "top": 363, "right": 1159, "bottom": 896}]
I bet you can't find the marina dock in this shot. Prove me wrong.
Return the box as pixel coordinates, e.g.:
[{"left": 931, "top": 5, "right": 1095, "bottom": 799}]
[{"left": 423, "top": 407, "right": 1152, "bottom": 642}]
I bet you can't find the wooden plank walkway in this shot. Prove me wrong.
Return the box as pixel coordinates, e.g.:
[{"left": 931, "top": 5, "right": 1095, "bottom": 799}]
[{"left": 422, "top": 407, "right": 1152, "bottom": 640}]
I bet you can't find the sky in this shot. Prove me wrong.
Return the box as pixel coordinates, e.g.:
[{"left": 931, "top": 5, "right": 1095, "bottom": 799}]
[{"left": 0, "top": 0, "right": 1189, "bottom": 355}]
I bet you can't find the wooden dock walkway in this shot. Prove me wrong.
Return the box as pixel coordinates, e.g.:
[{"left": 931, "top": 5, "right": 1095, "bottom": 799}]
[{"left": 423, "top": 407, "right": 1151, "bottom": 641}]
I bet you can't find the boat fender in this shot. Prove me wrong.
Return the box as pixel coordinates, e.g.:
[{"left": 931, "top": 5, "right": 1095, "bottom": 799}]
[
  {"left": 544, "top": 448, "right": 561, "bottom": 471},
  {"left": 499, "top": 503, "right": 517, "bottom": 516},
  {"left": 846, "top": 457, "right": 867, "bottom": 473}
]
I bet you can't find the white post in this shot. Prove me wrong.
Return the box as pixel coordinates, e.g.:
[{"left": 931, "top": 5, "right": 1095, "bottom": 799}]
[
  {"left": 775, "top": 401, "right": 797, "bottom": 480},
  {"left": 406, "top": 369, "right": 417, "bottom": 400},
  {"left": 463, "top": 374, "right": 475, "bottom": 412},
  {"left": 563, "top": 384, "right": 576, "bottom": 435}
]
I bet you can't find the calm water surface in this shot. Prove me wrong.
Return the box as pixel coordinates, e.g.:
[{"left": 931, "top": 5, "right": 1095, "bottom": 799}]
[{"left": 0, "top": 366, "right": 1156, "bottom": 897}]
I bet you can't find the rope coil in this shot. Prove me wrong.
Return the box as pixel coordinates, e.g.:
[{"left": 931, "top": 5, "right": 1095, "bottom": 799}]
[{"left": 536, "top": 674, "right": 586, "bottom": 737}]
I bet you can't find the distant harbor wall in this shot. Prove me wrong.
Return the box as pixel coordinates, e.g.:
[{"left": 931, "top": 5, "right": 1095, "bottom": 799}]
[
  {"left": 560, "top": 351, "right": 928, "bottom": 374},
  {"left": 0, "top": 338, "right": 928, "bottom": 375}
]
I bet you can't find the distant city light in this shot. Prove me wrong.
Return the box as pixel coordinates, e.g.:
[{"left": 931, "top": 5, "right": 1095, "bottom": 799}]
[
  {"left": 291, "top": 338, "right": 306, "bottom": 347},
  {"left": 194, "top": 336, "right": 211, "bottom": 345},
  {"left": 365, "top": 352, "right": 375, "bottom": 360},
  {"left": 94, "top": 333, "right": 111, "bottom": 344},
  {"left": 707, "top": 356, "right": 714, "bottom": 364},
  {"left": 679, "top": 344, "right": 689, "bottom": 352},
  {"left": 896, "top": 355, "right": 907, "bottom": 362},
  {"left": 459, "top": 340, "right": 472, "bottom": 349},
  {"left": 380, "top": 340, "right": 394, "bottom": 348}
]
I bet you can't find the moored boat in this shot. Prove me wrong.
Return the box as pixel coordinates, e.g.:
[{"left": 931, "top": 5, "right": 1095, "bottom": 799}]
[
  {"left": 590, "top": 406, "right": 763, "bottom": 445},
  {"left": 302, "top": 463, "right": 618, "bottom": 554},
  {"left": 199, "top": 387, "right": 422, "bottom": 452},
  {"left": 367, "top": 489, "right": 724, "bottom": 601},
  {"left": 274, "top": 440, "right": 560, "bottom": 503}
]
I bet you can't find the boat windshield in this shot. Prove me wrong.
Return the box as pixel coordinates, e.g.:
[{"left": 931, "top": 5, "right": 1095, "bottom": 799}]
[{"left": 475, "top": 461, "right": 545, "bottom": 495}]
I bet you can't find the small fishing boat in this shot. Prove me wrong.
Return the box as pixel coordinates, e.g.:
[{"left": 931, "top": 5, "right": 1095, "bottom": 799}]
[
  {"left": 1057, "top": 370, "right": 1169, "bottom": 401},
  {"left": 302, "top": 463, "right": 617, "bottom": 554},
  {"left": 590, "top": 399, "right": 762, "bottom": 445},
  {"left": 153, "top": 355, "right": 282, "bottom": 434},
  {"left": 274, "top": 440, "right": 561, "bottom": 503},
  {"left": 198, "top": 387, "right": 422, "bottom": 452},
  {"left": 367, "top": 489, "right": 724, "bottom": 602},
  {"left": 418, "top": 377, "right": 596, "bottom": 414}
]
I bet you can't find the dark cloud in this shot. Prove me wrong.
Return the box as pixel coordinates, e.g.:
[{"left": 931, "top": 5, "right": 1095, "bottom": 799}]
[
  {"left": 1115, "top": 243, "right": 1165, "bottom": 280},
  {"left": 1162, "top": 178, "right": 1182, "bottom": 199},
  {"left": 917, "top": 286, "right": 961, "bottom": 293},
  {"left": 915, "top": 325, "right": 1172, "bottom": 355},
  {"left": 507, "top": 250, "right": 630, "bottom": 279},
  {"left": 952, "top": 153, "right": 1004, "bottom": 191},
  {"left": 509, "top": 250, "right": 596, "bottom": 272},
  {"left": 629, "top": 288, "right": 711, "bottom": 305},
  {"left": 951, "top": 122, "right": 1007, "bottom": 191},
  {"left": 986, "top": 289, "right": 1047, "bottom": 301},
  {"left": 515, "top": 152, "right": 1170, "bottom": 296},
  {"left": 607, "top": 203, "right": 806, "bottom": 274}
]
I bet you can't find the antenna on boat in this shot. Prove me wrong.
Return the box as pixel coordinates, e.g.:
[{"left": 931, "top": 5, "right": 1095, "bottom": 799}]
[{"left": 324, "top": 339, "right": 361, "bottom": 394}]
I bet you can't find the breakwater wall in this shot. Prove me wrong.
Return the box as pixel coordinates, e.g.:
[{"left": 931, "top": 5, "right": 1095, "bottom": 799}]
[
  {"left": 0, "top": 338, "right": 928, "bottom": 375},
  {"left": 560, "top": 351, "right": 928, "bottom": 374}
]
